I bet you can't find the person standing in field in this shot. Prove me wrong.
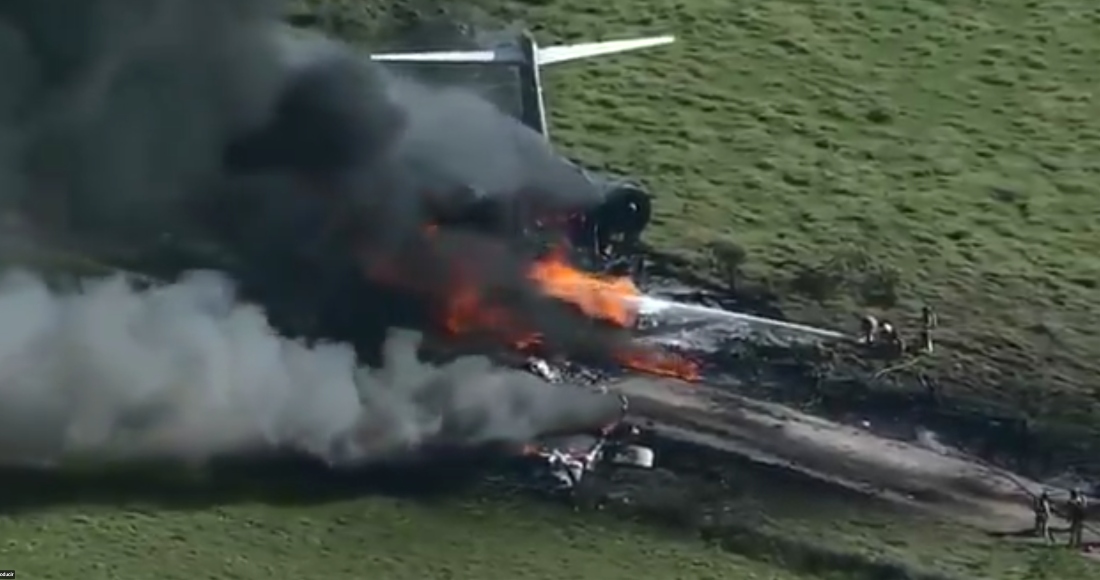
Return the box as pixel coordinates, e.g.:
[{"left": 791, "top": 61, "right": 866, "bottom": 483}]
[
  {"left": 920, "top": 304, "right": 937, "bottom": 354},
  {"left": 1033, "top": 490, "right": 1054, "bottom": 544},
  {"left": 1067, "top": 489, "right": 1088, "bottom": 548}
]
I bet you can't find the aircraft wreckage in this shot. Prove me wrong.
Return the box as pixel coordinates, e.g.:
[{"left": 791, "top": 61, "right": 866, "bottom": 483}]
[{"left": 5, "top": 20, "right": 845, "bottom": 491}]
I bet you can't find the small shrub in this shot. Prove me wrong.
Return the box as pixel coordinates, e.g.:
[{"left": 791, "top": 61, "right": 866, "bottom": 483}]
[
  {"left": 790, "top": 264, "right": 845, "bottom": 302},
  {"left": 706, "top": 240, "right": 748, "bottom": 290},
  {"left": 857, "top": 264, "right": 901, "bottom": 307}
]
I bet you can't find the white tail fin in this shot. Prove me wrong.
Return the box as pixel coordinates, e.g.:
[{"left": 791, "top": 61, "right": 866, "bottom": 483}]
[{"left": 369, "top": 35, "right": 675, "bottom": 66}]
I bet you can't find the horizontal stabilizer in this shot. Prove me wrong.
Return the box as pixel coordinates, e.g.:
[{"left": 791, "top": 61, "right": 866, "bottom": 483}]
[
  {"left": 537, "top": 35, "right": 675, "bottom": 65},
  {"left": 370, "top": 49, "right": 504, "bottom": 64},
  {"left": 369, "top": 35, "right": 675, "bottom": 66}
]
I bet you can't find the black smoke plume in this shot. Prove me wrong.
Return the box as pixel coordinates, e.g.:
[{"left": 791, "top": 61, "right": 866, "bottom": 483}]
[{"left": 0, "top": 0, "right": 624, "bottom": 466}]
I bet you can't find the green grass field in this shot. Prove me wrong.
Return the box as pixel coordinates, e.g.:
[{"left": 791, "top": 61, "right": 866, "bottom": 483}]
[
  {"left": 8, "top": 495, "right": 784, "bottom": 580},
  {"left": 4, "top": 1, "right": 1100, "bottom": 578}
]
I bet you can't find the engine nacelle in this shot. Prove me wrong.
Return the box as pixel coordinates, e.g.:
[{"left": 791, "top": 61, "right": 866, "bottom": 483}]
[
  {"left": 562, "top": 177, "right": 652, "bottom": 265},
  {"left": 595, "top": 182, "right": 652, "bottom": 241}
]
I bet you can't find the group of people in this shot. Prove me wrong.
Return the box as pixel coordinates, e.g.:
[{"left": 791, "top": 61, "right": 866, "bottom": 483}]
[
  {"left": 859, "top": 308, "right": 1094, "bottom": 550},
  {"left": 857, "top": 305, "right": 937, "bottom": 356},
  {"left": 1033, "top": 488, "right": 1091, "bottom": 548}
]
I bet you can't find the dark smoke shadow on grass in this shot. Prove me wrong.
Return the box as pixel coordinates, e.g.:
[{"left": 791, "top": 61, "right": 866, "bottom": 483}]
[{"left": 0, "top": 450, "right": 520, "bottom": 515}]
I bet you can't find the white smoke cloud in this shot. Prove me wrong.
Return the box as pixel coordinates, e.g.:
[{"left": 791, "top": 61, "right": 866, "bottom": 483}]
[{"left": 0, "top": 269, "right": 614, "bottom": 468}]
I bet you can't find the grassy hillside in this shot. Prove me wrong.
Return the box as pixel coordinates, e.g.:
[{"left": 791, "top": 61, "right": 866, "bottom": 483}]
[{"left": 518, "top": 0, "right": 1100, "bottom": 427}]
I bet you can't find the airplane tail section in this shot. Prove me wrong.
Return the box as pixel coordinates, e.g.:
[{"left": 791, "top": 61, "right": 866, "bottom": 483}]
[
  {"left": 367, "top": 33, "right": 674, "bottom": 136},
  {"left": 369, "top": 35, "right": 675, "bottom": 66}
]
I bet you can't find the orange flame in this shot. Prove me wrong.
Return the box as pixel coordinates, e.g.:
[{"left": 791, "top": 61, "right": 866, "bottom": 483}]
[
  {"left": 440, "top": 247, "right": 698, "bottom": 380},
  {"left": 522, "top": 250, "right": 699, "bottom": 380},
  {"left": 615, "top": 346, "right": 700, "bottom": 380},
  {"left": 527, "top": 249, "right": 639, "bottom": 327},
  {"left": 371, "top": 226, "right": 699, "bottom": 382},
  {"left": 442, "top": 277, "right": 540, "bottom": 350}
]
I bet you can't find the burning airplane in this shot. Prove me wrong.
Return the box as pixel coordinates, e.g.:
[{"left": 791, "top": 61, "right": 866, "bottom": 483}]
[{"left": 0, "top": 1, "right": 691, "bottom": 474}]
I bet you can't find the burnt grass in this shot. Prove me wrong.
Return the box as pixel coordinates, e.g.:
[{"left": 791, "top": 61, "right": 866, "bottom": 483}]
[{"left": 645, "top": 250, "right": 1100, "bottom": 480}]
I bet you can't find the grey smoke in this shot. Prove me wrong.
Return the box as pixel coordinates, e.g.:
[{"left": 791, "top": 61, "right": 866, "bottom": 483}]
[
  {"left": 386, "top": 75, "right": 597, "bottom": 203},
  {"left": 0, "top": 269, "right": 617, "bottom": 466}
]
